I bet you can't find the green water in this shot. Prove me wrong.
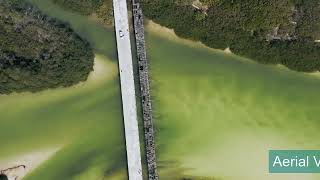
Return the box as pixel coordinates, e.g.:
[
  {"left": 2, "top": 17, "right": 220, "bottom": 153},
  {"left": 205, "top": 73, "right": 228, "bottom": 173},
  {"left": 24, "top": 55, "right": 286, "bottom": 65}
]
[
  {"left": 2, "top": 1, "right": 320, "bottom": 179},
  {"left": 145, "top": 29, "right": 320, "bottom": 180},
  {"left": 0, "top": 1, "right": 128, "bottom": 179}
]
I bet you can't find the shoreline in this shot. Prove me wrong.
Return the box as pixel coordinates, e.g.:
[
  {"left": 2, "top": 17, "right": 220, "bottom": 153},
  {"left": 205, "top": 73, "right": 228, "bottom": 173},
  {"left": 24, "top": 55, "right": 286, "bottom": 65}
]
[
  {"left": 0, "top": 147, "right": 60, "bottom": 180},
  {"left": 0, "top": 54, "right": 117, "bottom": 98},
  {"left": 0, "top": 54, "right": 117, "bottom": 179},
  {"left": 88, "top": 13, "right": 114, "bottom": 30},
  {"left": 145, "top": 20, "right": 320, "bottom": 78},
  {"left": 145, "top": 20, "right": 234, "bottom": 56},
  {"left": 0, "top": 54, "right": 117, "bottom": 178}
]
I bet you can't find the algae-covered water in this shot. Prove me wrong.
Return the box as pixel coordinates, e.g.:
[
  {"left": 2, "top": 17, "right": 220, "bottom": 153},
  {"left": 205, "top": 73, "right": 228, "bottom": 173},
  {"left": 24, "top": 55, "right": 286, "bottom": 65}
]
[
  {"left": 145, "top": 23, "right": 320, "bottom": 180},
  {"left": 1, "top": 1, "right": 320, "bottom": 179},
  {"left": 0, "top": 1, "right": 128, "bottom": 179}
]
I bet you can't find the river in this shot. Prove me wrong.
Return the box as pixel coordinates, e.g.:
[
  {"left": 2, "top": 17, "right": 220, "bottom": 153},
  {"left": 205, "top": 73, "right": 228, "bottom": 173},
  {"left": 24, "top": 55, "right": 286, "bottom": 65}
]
[
  {"left": 145, "top": 22, "right": 320, "bottom": 180},
  {"left": 0, "top": 0, "right": 127, "bottom": 179},
  {"left": 1, "top": 1, "right": 320, "bottom": 180}
]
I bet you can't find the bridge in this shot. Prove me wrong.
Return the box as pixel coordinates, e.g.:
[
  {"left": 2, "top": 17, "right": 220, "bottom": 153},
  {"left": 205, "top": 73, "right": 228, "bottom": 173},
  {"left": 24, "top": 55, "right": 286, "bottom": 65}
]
[
  {"left": 113, "top": 0, "right": 158, "bottom": 179},
  {"left": 112, "top": 0, "right": 143, "bottom": 179}
]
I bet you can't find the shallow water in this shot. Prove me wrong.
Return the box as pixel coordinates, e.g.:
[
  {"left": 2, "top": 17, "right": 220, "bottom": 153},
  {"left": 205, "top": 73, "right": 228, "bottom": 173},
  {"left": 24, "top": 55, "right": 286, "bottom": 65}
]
[
  {"left": 2, "top": 1, "right": 320, "bottom": 179},
  {"left": 145, "top": 24, "right": 320, "bottom": 180},
  {"left": 0, "top": 1, "right": 128, "bottom": 179}
]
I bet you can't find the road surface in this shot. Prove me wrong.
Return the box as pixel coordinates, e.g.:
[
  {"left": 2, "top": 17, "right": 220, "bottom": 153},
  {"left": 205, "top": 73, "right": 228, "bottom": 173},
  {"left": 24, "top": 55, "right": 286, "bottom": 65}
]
[{"left": 112, "top": 0, "right": 143, "bottom": 179}]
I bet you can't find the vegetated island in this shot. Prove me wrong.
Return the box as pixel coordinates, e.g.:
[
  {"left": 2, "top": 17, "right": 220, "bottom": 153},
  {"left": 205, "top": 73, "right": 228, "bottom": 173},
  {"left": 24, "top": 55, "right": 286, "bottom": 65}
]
[
  {"left": 142, "top": 0, "right": 320, "bottom": 72},
  {"left": 54, "top": 0, "right": 320, "bottom": 73},
  {"left": 0, "top": 0, "right": 94, "bottom": 94}
]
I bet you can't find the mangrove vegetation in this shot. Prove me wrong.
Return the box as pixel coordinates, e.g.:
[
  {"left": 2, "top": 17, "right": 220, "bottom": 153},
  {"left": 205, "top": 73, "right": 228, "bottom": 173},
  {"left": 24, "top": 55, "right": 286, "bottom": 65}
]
[
  {"left": 141, "top": 0, "right": 320, "bottom": 72},
  {"left": 0, "top": 0, "right": 94, "bottom": 93},
  {"left": 51, "top": 0, "right": 320, "bottom": 72}
]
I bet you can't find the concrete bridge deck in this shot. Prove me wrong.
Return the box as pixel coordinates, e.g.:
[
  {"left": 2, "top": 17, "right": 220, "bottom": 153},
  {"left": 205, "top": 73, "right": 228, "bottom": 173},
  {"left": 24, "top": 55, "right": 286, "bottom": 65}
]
[{"left": 112, "top": 0, "right": 143, "bottom": 179}]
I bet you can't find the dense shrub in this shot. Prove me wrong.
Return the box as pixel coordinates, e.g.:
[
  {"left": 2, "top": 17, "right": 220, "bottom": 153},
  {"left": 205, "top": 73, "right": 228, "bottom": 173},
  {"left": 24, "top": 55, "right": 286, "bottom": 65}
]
[
  {"left": 52, "top": 0, "right": 320, "bottom": 72},
  {"left": 0, "top": 0, "right": 94, "bottom": 93},
  {"left": 141, "top": 0, "right": 320, "bottom": 72}
]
